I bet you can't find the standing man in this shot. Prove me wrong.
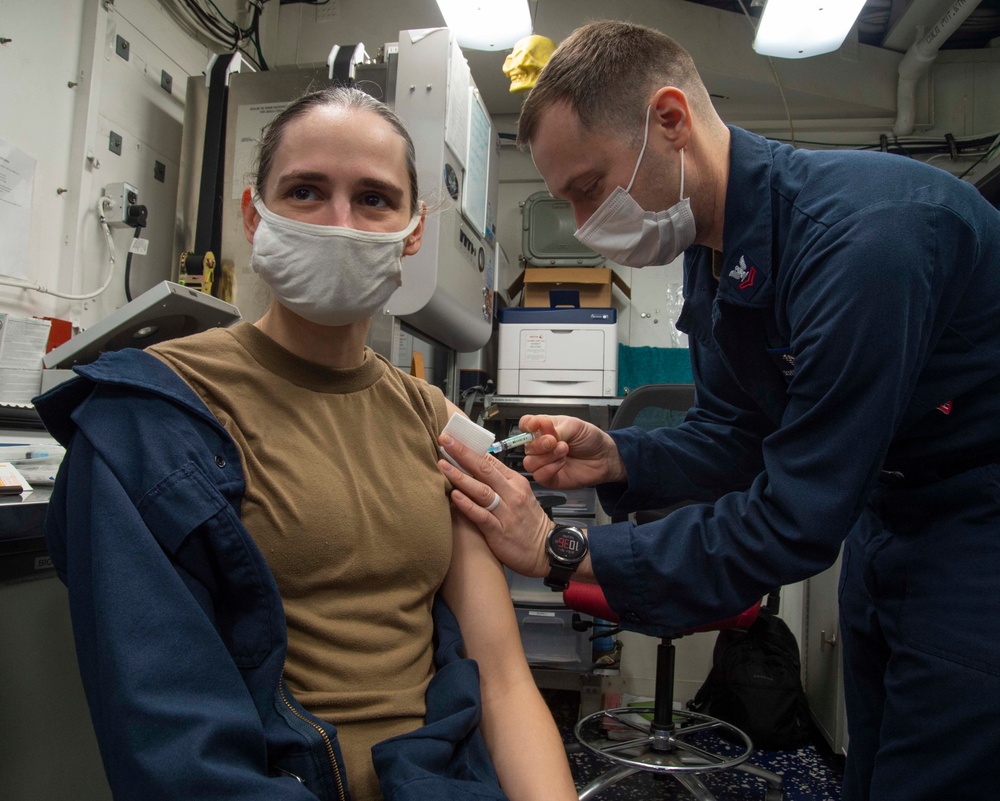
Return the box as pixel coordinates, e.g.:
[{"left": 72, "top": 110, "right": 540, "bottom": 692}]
[{"left": 438, "top": 19, "right": 1000, "bottom": 801}]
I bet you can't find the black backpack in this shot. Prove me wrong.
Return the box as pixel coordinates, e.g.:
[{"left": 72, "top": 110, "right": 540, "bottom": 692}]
[{"left": 687, "top": 606, "right": 812, "bottom": 751}]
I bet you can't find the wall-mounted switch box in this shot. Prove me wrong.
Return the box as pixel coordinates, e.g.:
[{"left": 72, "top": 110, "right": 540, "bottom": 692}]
[{"left": 104, "top": 182, "right": 139, "bottom": 228}]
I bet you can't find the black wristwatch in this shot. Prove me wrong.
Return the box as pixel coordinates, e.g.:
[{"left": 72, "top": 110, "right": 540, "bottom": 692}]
[{"left": 544, "top": 524, "right": 589, "bottom": 591}]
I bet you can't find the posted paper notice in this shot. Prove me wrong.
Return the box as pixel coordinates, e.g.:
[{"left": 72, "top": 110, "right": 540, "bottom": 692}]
[{"left": 0, "top": 139, "right": 35, "bottom": 280}]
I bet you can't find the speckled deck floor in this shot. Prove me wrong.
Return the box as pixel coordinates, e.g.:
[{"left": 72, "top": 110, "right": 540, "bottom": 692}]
[{"left": 543, "top": 689, "right": 844, "bottom": 801}]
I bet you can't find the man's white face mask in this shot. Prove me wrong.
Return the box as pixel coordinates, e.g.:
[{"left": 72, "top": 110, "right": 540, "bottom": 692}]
[
  {"left": 574, "top": 105, "right": 697, "bottom": 267},
  {"left": 249, "top": 193, "right": 419, "bottom": 327}
]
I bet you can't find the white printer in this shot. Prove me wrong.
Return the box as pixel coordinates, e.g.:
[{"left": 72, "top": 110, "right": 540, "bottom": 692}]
[{"left": 497, "top": 307, "right": 618, "bottom": 397}]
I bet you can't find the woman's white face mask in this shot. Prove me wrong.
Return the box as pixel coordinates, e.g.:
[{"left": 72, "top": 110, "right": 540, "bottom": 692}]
[
  {"left": 574, "top": 105, "right": 697, "bottom": 267},
  {"left": 249, "top": 194, "right": 419, "bottom": 327}
]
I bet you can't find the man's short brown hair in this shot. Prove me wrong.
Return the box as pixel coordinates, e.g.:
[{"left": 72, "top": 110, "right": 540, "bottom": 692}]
[{"left": 516, "top": 20, "right": 712, "bottom": 150}]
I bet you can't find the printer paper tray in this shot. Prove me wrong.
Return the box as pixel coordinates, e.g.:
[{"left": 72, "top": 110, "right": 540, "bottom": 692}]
[{"left": 508, "top": 370, "right": 617, "bottom": 398}]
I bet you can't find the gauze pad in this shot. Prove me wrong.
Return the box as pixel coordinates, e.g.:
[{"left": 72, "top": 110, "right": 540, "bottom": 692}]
[{"left": 439, "top": 413, "right": 496, "bottom": 474}]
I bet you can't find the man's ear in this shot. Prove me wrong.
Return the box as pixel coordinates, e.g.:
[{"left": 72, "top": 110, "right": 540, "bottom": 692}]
[
  {"left": 402, "top": 202, "right": 426, "bottom": 257},
  {"left": 242, "top": 187, "right": 259, "bottom": 245},
  {"left": 650, "top": 86, "right": 692, "bottom": 151}
]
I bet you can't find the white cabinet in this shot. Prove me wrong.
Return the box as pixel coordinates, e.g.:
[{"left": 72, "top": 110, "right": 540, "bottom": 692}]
[{"left": 1, "top": 490, "right": 112, "bottom": 801}]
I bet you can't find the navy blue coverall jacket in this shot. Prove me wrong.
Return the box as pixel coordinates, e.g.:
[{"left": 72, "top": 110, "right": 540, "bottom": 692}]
[
  {"left": 590, "top": 125, "right": 1000, "bottom": 634},
  {"left": 35, "top": 350, "right": 506, "bottom": 801},
  {"left": 588, "top": 126, "right": 1000, "bottom": 799},
  {"left": 590, "top": 128, "right": 1000, "bottom": 801}
]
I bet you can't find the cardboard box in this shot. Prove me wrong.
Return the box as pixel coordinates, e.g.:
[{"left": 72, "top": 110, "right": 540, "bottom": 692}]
[{"left": 508, "top": 267, "right": 631, "bottom": 308}]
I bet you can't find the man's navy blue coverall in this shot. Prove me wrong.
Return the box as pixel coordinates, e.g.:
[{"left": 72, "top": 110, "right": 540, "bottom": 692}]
[{"left": 588, "top": 126, "right": 1000, "bottom": 800}]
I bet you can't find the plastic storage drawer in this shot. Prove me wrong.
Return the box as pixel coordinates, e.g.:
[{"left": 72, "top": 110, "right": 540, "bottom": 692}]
[
  {"left": 514, "top": 604, "right": 592, "bottom": 669},
  {"left": 507, "top": 567, "right": 562, "bottom": 606},
  {"left": 530, "top": 484, "right": 597, "bottom": 517}
]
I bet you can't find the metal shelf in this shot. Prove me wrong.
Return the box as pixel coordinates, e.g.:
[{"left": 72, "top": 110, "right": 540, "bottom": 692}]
[{"left": 492, "top": 396, "right": 623, "bottom": 430}]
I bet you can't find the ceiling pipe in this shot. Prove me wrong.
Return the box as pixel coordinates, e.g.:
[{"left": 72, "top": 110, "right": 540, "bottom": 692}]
[{"left": 893, "top": 0, "right": 984, "bottom": 136}]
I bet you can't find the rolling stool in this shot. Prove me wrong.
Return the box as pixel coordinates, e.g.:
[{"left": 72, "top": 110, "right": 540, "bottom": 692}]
[{"left": 564, "top": 582, "right": 785, "bottom": 801}]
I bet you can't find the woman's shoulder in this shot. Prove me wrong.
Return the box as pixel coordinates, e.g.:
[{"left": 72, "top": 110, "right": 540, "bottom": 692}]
[
  {"left": 148, "top": 324, "right": 247, "bottom": 368},
  {"left": 147, "top": 324, "right": 259, "bottom": 386},
  {"left": 144, "top": 323, "right": 268, "bottom": 417},
  {"left": 373, "top": 351, "right": 449, "bottom": 428}
]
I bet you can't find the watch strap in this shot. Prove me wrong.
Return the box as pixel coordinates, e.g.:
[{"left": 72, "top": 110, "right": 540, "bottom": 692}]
[{"left": 544, "top": 565, "right": 575, "bottom": 591}]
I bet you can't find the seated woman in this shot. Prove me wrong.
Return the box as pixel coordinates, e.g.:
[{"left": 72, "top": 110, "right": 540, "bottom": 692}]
[{"left": 36, "top": 86, "right": 577, "bottom": 801}]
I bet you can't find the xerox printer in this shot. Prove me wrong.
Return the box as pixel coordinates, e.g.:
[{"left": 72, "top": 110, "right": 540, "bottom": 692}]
[{"left": 497, "top": 307, "right": 618, "bottom": 397}]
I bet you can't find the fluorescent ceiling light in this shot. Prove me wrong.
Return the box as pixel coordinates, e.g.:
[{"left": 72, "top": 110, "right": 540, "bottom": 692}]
[
  {"left": 435, "top": 0, "right": 533, "bottom": 51},
  {"left": 753, "top": 0, "right": 868, "bottom": 59}
]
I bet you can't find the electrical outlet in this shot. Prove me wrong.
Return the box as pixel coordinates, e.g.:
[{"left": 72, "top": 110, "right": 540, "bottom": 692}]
[{"left": 103, "top": 182, "right": 139, "bottom": 228}]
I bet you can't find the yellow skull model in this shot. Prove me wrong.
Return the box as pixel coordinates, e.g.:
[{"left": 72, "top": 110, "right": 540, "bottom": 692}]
[{"left": 502, "top": 34, "right": 557, "bottom": 94}]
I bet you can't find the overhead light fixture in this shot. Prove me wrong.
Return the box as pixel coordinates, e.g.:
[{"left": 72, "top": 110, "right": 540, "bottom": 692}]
[
  {"left": 753, "top": 0, "right": 868, "bottom": 59},
  {"left": 435, "top": 0, "right": 533, "bottom": 51}
]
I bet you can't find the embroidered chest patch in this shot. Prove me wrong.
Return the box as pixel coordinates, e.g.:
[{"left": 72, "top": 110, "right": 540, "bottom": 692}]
[{"left": 729, "top": 255, "right": 757, "bottom": 291}]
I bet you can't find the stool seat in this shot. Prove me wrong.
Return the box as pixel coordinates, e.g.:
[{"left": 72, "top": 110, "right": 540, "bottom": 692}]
[{"left": 562, "top": 581, "right": 784, "bottom": 801}]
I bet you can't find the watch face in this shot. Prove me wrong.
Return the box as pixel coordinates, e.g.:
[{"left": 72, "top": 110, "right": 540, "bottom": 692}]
[{"left": 548, "top": 527, "right": 587, "bottom": 565}]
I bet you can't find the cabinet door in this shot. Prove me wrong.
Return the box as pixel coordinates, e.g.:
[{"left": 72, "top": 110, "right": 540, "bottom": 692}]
[
  {"left": 0, "top": 578, "right": 112, "bottom": 800},
  {"left": 804, "top": 549, "right": 849, "bottom": 755}
]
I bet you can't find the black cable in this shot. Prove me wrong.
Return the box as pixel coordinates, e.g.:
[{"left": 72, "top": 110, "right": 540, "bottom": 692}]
[
  {"left": 768, "top": 132, "right": 1000, "bottom": 152},
  {"left": 123, "top": 201, "right": 147, "bottom": 301},
  {"left": 182, "top": 0, "right": 235, "bottom": 44},
  {"left": 160, "top": 0, "right": 230, "bottom": 49},
  {"left": 191, "top": 0, "right": 268, "bottom": 71},
  {"left": 184, "top": 2, "right": 229, "bottom": 40},
  {"left": 248, "top": 2, "right": 269, "bottom": 70},
  {"left": 958, "top": 148, "right": 994, "bottom": 180},
  {"left": 945, "top": 133, "right": 959, "bottom": 161},
  {"left": 171, "top": 0, "right": 268, "bottom": 72},
  {"left": 239, "top": 47, "right": 263, "bottom": 72},
  {"left": 124, "top": 224, "right": 143, "bottom": 302},
  {"left": 768, "top": 139, "right": 994, "bottom": 163},
  {"left": 190, "top": 0, "right": 235, "bottom": 39}
]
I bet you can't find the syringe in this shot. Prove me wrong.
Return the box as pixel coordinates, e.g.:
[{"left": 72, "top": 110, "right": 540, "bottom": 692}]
[{"left": 487, "top": 430, "right": 541, "bottom": 454}]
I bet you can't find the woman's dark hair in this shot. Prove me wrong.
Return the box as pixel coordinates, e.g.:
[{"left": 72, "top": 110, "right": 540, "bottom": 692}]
[{"left": 252, "top": 86, "right": 419, "bottom": 214}]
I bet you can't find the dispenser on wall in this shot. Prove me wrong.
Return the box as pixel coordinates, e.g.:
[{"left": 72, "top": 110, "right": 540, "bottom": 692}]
[{"left": 380, "top": 28, "right": 499, "bottom": 353}]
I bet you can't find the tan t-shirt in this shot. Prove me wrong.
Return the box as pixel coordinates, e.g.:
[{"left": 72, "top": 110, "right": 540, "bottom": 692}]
[{"left": 150, "top": 323, "right": 453, "bottom": 801}]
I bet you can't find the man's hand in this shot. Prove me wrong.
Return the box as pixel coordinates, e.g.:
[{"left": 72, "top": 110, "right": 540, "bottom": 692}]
[{"left": 518, "top": 414, "right": 627, "bottom": 489}]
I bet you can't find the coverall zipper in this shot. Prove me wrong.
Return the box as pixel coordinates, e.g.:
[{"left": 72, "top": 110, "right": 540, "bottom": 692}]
[{"left": 278, "top": 681, "right": 347, "bottom": 801}]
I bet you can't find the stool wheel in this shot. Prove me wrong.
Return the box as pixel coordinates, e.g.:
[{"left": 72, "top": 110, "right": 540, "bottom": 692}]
[{"left": 574, "top": 706, "right": 753, "bottom": 775}]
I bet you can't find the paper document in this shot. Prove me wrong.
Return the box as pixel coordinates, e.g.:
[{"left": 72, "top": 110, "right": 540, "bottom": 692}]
[
  {"left": 0, "top": 138, "right": 35, "bottom": 280},
  {"left": 0, "top": 314, "right": 51, "bottom": 404},
  {"left": 0, "top": 461, "right": 32, "bottom": 495}
]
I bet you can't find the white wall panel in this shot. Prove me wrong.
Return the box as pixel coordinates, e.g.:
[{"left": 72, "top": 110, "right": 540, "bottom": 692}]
[
  {"left": 0, "top": 0, "right": 87, "bottom": 320},
  {"left": 78, "top": 0, "right": 213, "bottom": 329},
  {"left": 1, "top": 0, "right": 214, "bottom": 332},
  {"left": 935, "top": 50, "right": 1000, "bottom": 137}
]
